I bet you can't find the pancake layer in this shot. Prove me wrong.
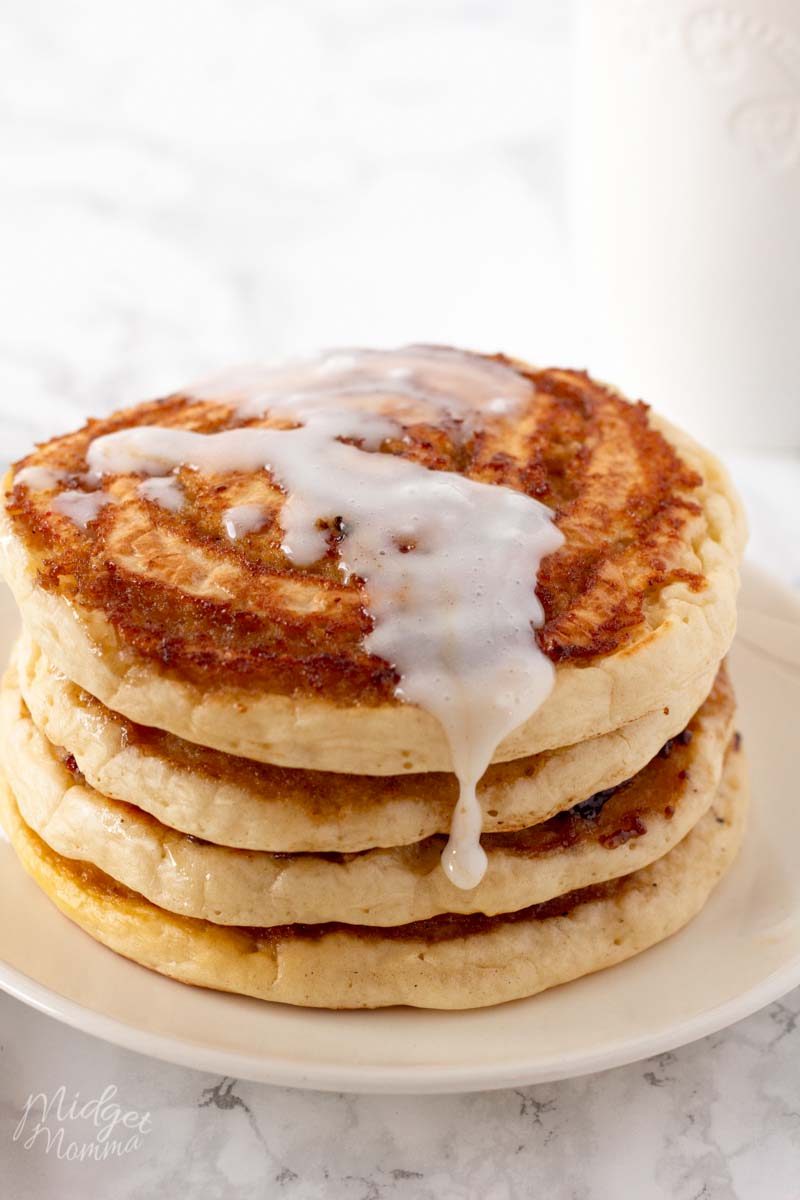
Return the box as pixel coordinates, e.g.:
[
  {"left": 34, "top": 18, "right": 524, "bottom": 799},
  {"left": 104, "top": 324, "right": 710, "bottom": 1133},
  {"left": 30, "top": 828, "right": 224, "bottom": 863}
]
[
  {"left": 0, "top": 746, "right": 748, "bottom": 1009},
  {"left": 1, "top": 663, "right": 735, "bottom": 926},
  {"left": 16, "top": 633, "right": 720, "bottom": 852},
  {"left": 0, "top": 348, "right": 750, "bottom": 1012},
  {"left": 0, "top": 357, "right": 745, "bottom": 773}
]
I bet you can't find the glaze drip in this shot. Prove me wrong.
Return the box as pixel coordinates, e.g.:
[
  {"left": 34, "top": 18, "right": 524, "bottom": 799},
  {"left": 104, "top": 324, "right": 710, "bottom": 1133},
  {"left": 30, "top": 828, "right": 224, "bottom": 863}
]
[{"left": 65, "top": 347, "right": 563, "bottom": 889}]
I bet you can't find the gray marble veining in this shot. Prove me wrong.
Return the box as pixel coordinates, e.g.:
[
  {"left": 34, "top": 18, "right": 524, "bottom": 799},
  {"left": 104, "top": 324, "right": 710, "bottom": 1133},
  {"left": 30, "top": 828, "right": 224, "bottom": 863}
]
[{"left": 3, "top": 988, "right": 800, "bottom": 1199}]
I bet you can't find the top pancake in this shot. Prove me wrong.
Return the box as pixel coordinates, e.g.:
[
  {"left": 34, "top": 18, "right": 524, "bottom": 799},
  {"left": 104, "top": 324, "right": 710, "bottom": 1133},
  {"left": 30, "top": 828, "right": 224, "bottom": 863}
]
[{"left": 0, "top": 348, "right": 746, "bottom": 773}]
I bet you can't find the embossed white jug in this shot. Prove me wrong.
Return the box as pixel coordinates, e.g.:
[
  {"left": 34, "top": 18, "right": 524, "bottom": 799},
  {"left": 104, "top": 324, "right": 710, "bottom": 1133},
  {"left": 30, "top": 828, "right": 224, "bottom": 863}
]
[{"left": 572, "top": 0, "right": 800, "bottom": 449}]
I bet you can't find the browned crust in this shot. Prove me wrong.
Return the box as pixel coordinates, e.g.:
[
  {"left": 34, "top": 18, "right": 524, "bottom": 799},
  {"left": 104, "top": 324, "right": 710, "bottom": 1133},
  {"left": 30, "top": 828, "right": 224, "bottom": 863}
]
[{"left": 6, "top": 358, "right": 704, "bottom": 702}]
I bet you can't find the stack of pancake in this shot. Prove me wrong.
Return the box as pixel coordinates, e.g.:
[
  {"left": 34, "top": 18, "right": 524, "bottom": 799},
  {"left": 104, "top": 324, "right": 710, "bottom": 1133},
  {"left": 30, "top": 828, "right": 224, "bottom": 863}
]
[{"left": 0, "top": 348, "right": 748, "bottom": 1009}]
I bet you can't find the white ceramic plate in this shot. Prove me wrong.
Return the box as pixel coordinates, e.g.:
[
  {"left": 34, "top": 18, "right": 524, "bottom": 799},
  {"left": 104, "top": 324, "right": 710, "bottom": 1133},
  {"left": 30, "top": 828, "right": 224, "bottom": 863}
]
[{"left": 0, "top": 564, "right": 799, "bottom": 1094}]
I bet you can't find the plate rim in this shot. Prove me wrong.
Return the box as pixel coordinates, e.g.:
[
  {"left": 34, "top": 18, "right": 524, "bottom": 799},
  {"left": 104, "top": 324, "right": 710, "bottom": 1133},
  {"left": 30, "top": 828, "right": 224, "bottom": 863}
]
[
  {"left": 1, "top": 560, "right": 799, "bottom": 1094},
  {"left": 4, "top": 953, "right": 800, "bottom": 1094}
]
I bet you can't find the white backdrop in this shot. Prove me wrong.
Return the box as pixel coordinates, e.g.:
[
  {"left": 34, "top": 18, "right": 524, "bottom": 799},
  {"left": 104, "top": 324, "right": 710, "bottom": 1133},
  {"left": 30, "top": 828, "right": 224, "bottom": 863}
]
[{"left": 0, "top": 0, "right": 574, "bottom": 464}]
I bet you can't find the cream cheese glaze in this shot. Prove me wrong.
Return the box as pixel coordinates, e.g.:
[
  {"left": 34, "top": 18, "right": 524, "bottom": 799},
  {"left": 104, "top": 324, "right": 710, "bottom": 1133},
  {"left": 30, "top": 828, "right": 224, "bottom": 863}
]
[
  {"left": 13, "top": 466, "right": 64, "bottom": 491},
  {"left": 137, "top": 475, "right": 184, "bottom": 512},
  {"left": 222, "top": 503, "right": 269, "bottom": 540},
  {"left": 52, "top": 489, "right": 110, "bottom": 529},
  {"left": 31, "top": 347, "right": 565, "bottom": 889}
]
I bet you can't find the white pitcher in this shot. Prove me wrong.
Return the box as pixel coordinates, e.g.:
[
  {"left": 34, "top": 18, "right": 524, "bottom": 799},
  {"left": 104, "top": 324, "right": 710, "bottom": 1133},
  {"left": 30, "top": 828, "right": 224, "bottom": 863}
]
[{"left": 571, "top": 0, "right": 800, "bottom": 449}]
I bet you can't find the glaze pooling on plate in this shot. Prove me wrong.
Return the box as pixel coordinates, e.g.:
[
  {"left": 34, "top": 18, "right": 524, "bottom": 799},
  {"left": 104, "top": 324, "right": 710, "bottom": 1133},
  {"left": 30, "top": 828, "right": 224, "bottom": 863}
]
[{"left": 75, "top": 347, "right": 564, "bottom": 889}]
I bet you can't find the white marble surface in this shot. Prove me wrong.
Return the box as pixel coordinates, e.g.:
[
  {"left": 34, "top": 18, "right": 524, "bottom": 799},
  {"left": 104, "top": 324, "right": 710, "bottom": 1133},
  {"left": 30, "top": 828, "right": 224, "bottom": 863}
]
[
  {"left": 1, "top": 982, "right": 800, "bottom": 1200},
  {"left": 1, "top": 1, "right": 800, "bottom": 1196}
]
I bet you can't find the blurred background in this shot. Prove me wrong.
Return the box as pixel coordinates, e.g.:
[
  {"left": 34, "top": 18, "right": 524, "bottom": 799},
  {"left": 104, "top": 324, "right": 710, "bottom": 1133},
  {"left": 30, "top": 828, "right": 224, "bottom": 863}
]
[
  {"left": 0, "top": 0, "right": 573, "bottom": 463},
  {"left": 0, "top": 0, "right": 797, "bottom": 574}
]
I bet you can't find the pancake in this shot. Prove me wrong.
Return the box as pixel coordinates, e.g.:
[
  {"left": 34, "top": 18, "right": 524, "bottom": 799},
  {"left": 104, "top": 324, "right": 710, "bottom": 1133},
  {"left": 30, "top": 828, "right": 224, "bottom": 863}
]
[
  {"left": 0, "top": 349, "right": 746, "bottom": 775},
  {"left": 15, "top": 633, "right": 721, "bottom": 852},
  {"left": 0, "top": 662, "right": 735, "bottom": 925},
  {"left": 0, "top": 745, "right": 748, "bottom": 1009}
]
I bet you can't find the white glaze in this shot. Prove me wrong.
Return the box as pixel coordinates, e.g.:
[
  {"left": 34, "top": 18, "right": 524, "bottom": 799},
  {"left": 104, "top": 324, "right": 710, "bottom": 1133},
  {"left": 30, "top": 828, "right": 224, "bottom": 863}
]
[
  {"left": 222, "top": 504, "right": 268, "bottom": 540},
  {"left": 13, "top": 466, "right": 64, "bottom": 491},
  {"left": 84, "top": 348, "right": 563, "bottom": 889},
  {"left": 196, "top": 345, "right": 533, "bottom": 432},
  {"left": 52, "top": 489, "right": 110, "bottom": 529},
  {"left": 138, "top": 475, "right": 184, "bottom": 512}
]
